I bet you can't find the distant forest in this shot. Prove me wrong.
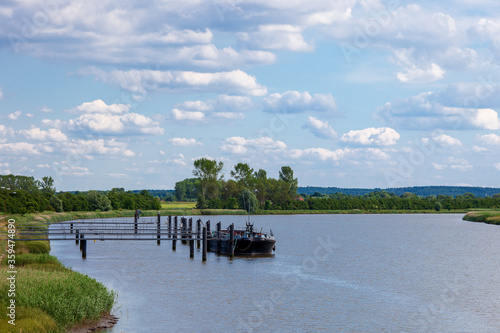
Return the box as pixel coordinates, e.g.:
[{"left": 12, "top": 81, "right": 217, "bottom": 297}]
[{"left": 297, "top": 186, "right": 500, "bottom": 198}]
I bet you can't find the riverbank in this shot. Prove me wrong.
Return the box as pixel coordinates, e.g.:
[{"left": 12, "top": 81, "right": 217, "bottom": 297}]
[
  {"left": 0, "top": 213, "right": 117, "bottom": 332},
  {"left": 462, "top": 211, "right": 500, "bottom": 224}
]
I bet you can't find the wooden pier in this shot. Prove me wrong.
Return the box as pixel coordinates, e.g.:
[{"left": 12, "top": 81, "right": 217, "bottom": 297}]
[{"left": 14, "top": 212, "right": 236, "bottom": 262}]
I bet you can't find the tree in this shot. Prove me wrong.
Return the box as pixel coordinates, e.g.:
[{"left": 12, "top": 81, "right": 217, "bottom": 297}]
[
  {"left": 87, "top": 191, "right": 112, "bottom": 211},
  {"left": 49, "top": 195, "right": 63, "bottom": 212},
  {"left": 279, "top": 166, "right": 298, "bottom": 201},
  {"left": 239, "top": 189, "right": 258, "bottom": 213},
  {"left": 40, "top": 176, "right": 55, "bottom": 194},
  {"left": 193, "top": 158, "right": 224, "bottom": 200},
  {"left": 230, "top": 163, "right": 255, "bottom": 189},
  {"left": 254, "top": 169, "right": 268, "bottom": 204}
]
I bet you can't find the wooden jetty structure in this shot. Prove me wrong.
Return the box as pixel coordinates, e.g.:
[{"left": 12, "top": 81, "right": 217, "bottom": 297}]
[{"left": 13, "top": 211, "right": 271, "bottom": 261}]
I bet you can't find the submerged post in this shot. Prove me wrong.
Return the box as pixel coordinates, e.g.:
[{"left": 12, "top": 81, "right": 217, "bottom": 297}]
[
  {"left": 173, "top": 216, "right": 177, "bottom": 251},
  {"left": 181, "top": 217, "right": 187, "bottom": 244},
  {"left": 229, "top": 223, "right": 235, "bottom": 258},
  {"left": 134, "top": 210, "right": 138, "bottom": 234},
  {"left": 75, "top": 229, "right": 79, "bottom": 245},
  {"left": 196, "top": 219, "right": 201, "bottom": 249},
  {"left": 157, "top": 212, "right": 161, "bottom": 246},
  {"left": 168, "top": 215, "right": 172, "bottom": 238},
  {"left": 189, "top": 218, "right": 194, "bottom": 258},
  {"left": 206, "top": 220, "right": 211, "bottom": 253},
  {"left": 81, "top": 234, "right": 87, "bottom": 259},
  {"left": 216, "top": 222, "right": 222, "bottom": 254},
  {"left": 202, "top": 226, "right": 207, "bottom": 262}
]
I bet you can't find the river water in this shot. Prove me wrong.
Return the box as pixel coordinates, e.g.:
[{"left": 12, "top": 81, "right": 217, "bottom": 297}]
[{"left": 50, "top": 214, "right": 500, "bottom": 332}]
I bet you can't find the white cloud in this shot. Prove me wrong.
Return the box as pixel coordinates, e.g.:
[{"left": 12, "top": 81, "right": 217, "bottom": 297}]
[
  {"left": 221, "top": 136, "right": 287, "bottom": 155},
  {"left": 55, "top": 164, "right": 93, "bottom": 177},
  {"left": 302, "top": 116, "right": 337, "bottom": 139},
  {"left": 432, "top": 134, "right": 462, "bottom": 147},
  {"left": 432, "top": 157, "right": 472, "bottom": 171},
  {"left": 238, "top": 25, "right": 313, "bottom": 52},
  {"left": 69, "top": 112, "right": 164, "bottom": 135},
  {"left": 495, "top": 162, "right": 500, "bottom": 171},
  {"left": 263, "top": 91, "right": 337, "bottom": 114},
  {"left": 0, "top": 125, "right": 14, "bottom": 143},
  {"left": 81, "top": 68, "right": 267, "bottom": 97},
  {"left": 0, "top": 142, "right": 40, "bottom": 155},
  {"left": 171, "top": 108, "right": 205, "bottom": 121},
  {"left": 0, "top": 87, "right": 3, "bottom": 100},
  {"left": 40, "top": 106, "right": 53, "bottom": 113},
  {"left": 68, "top": 99, "right": 130, "bottom": 114},
  {"left": 396, "top": 63, "right": 445, "bottom": 84},
  {"left": 377, "top": 84, "right": 500, "bottom": 130},
  {"left": 7, "top": 111, "right": 21, "bottom": 120},
  {"left": 171, "top": 94, "right": 252, "bottom": 122},
  {"left": 168, "top": 138, "right": 202, "bottom": 146},
  {"left": 19, "top": 127, "right": 68, "bottom": 142},
  {"left": 58, "top": 139, "right": 135, "bottom": 158},
  {"left": 341, "top": 127, "right": 400, "bottom": 146},
  {"left": 41, "top": 119, "right": 64, "bottom": 129},
  {"left": 288, "top": 147, "right": 345, "bottom": 161},
  {"left": 478, "top": 134, "right": 500, "bottom": 145},
  {"left": 36, "top": 164, "right": 50, "bottom": 168}
]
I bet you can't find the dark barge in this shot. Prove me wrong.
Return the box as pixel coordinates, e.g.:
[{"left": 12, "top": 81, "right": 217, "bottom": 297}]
[{"left": 209, "top": 222, "right": 276, "bottom": 256}]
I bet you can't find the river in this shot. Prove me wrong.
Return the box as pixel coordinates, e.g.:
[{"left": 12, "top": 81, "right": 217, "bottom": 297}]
[{"left": 50, "top": 214, "right": 500, "bottom": 332}]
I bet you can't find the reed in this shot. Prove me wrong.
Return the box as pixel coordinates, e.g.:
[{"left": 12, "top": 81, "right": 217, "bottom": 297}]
[{"left": 0, "top": 267, "right": 116, "bottom": 331}]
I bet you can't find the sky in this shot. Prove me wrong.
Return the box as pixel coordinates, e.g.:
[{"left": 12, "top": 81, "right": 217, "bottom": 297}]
[{"left": 1, "top": 0, "right": 500, "bottom": 191}]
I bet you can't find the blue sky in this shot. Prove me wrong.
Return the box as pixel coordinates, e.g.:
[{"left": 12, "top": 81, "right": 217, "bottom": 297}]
[{"left": 1, "top": 0, "right": 500, "bottom": 191}]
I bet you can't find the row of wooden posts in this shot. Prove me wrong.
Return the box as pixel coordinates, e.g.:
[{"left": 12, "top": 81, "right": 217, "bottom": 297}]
[{"left": 71, "top": 213, "right": 235, "bottom": 261}]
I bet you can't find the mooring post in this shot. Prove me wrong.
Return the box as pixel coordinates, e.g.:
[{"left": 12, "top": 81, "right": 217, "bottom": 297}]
[
  {"left": 168, "top": 215, "right": 172, "bottom": 238},
  {"left": 216, "top": 222, "right": 222, "bottom": 254},
  {"left": 70, "top": 223, "right": 73, "bottom": 234},
  {"left": 157, "top": 211, "right": 161, "bottom": 246},
  {"left": 173, "top": 216, "right": 177, "bottom": 251},
  {"left": 189, "top": 218, "right": 194, "bottom": 258},
  {"left": 181, "top": 217, "right": 187, "bottom": 244},
  {"left": 81, "top": 234, "right": 87, "bottom": 259},
  {"left": 229, "top": 223, "right": 235, "bottom": 258},
  {"left": 206, "top": 220, "right": 211, "bottom": 253},
  {"left": 202, "top": 226, "right": 207, "bottom": 262},
  {"left": 134, "top": 209, "right": 138, "bottom": 234},
  {"left": 196, "top": 219, "right": 201, "bottom": 249},
  {"left": 75, "top": 229, "right": 79, "bottom": 245},
  {"left": 81, "top": 234, "right": 86, "bottom": 258}
]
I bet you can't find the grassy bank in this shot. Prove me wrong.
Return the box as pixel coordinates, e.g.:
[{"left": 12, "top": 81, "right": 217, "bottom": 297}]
[
  {"left": 462, "top": 210, "right": 500, "bottom": 224},
  {"left": 0, "top": 212, "right": 117, "bottom": 332}
]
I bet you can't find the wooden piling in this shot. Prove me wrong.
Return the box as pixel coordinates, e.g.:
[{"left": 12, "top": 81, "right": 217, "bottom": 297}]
[
  {"left": 168, "top": 215, "right": 172, "bottom": 238},
  {"left": 206, "top": 220, "right": 211, "bottom": 253},
  {"left": 157, "top": 212, "right": 161, "bottom": 246},
  {"left": 70, "top": 223, "right": 73, "bottom": 234},
  {"left": 202, "top": 226, "right": 207, "bottom": 262},
  {"left": 173, "top": 216, "right": 177, "bottom": 251},
  {"left": 181, "top": 217, "right": 187, "bottom": 244},
  {"left": 229, "top": 223, "right": 235, "bottom": 258},
  {"left": 196, "top": 219, "right": 201, "bottom": 249},
  {"left": 81, "top": 234, "right": 87, "bottom": 259},
  {"left": 134, "top": 210, "right": 138, "bottom": 234},
  {"left": 189, "top": 218, "right": 194, "bottom": 258},
  {"left": 216, "top": 222, "right": 222, "bottom": 254},
  {"left": 75, "top": 229, "right": 79, "bottom": 245}
]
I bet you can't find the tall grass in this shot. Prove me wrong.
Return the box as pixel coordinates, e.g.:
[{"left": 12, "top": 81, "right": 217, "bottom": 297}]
[{"left": 0, "top": 267, "right": 116, "bottom": 331}]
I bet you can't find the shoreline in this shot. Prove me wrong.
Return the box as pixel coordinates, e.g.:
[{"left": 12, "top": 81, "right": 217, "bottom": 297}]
[{"left": 67, "top": 313, "right": 119, "bottom": 333}]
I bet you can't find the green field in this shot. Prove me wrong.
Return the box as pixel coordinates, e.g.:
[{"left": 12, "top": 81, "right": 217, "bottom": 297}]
[
  {"left": 463, "top": 210, "right": 500, "bottom": 224},
  {"left": 160, "top": 201, "right": 197, "bottom": 209}
]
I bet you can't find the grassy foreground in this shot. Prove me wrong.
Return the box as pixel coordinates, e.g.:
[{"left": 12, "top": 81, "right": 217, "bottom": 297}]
[
  {"left": 462, "top": 210, "right": 500, "bottom": 224},
  {"left": 0, "top": 212, "right": 119, "bottom": 332}
]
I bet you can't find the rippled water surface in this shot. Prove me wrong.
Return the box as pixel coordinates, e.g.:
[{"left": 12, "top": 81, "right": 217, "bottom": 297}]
[{"left": 50, "top": 214, "right": 500, "bottom": 332}]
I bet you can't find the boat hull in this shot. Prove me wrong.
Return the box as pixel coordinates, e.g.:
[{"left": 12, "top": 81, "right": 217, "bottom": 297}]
[{"left": 209, "top": 237, "right": 276, "bottom": 256}]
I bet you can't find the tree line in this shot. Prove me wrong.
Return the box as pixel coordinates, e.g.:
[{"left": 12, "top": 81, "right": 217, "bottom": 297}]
[
  {"left": 0, "top": 175, "right": 160, "bottom": 214},
  {"left": 177, "top": 159, "right": 500, "bottom": 212},
  {"left": 175, "top": 158, "right": 298, "bottom": 211}
]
